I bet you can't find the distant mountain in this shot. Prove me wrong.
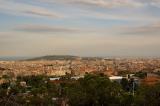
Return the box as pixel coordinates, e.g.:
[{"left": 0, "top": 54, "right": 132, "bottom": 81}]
[{"left": 26, "top": 55, "right": 79, "bottom": 61}]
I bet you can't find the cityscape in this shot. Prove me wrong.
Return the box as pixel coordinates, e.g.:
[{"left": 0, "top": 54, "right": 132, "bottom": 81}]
[
  {"left": 1, "top": 0, "right": 160, "bottom": 106},
  {"left": 1, "top": 56, "right": 160, "bottom": 77},
  {"left": 0, "top": 56, "right": 160, "bottom": 105}
]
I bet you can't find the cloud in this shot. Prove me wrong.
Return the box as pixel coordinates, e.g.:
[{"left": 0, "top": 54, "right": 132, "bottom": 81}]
[
  {"left": 72, "top": 0, "right": 143, "bottom": 8},
  {"left": 0, "top": 0, "right": 62, "bottom": 18},
  {"left": 23, "top": 10, "right": 60, "bottom": 18},
  {"left": 14, "top": 25, "right": 79, "bottom": 33},
  {"left": 36, "top": 0, "right": 159, "bottom": 22},
  {"left": 120, "top": 22, "right": 160, "bottom": 35},
  {"left": 131, "top": 0, "right": 160, "bottom": 8},
  {"left": 0, "top": 0, "right": 160, "bottom": 57},
  {"left": 64, "top": 0, "right": 160, "bottom": 8},
  {"left": 40, "top": 0, "right": 143, "bottom": 8},
  {"left": 77, "top": 10, "right": 159, "bottom": 22}
]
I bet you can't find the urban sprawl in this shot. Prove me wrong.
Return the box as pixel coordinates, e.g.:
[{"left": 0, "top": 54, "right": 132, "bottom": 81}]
[{"left": 0, "top": 57, "right": 160, "bottom": 105}]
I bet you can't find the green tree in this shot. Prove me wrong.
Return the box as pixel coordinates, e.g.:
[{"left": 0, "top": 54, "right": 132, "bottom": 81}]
[
  {"left": 134, "top": 83, "right": 160, "bottom": 106},
  {"left": 65, "top": 74, "right": 124, "bottom": 106}
]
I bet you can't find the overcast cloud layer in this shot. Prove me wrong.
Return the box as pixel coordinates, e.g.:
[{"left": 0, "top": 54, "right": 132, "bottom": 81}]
[{"left": 0, "top": 0, "right": 160, "bottom": 57}]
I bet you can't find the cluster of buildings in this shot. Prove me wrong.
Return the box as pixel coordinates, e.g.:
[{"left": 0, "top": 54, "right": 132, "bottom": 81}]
[{"left": 0, "top": 58, "right": 160, "bottom": 79}]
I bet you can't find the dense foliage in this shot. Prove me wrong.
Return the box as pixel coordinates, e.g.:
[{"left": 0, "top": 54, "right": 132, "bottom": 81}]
[
  {"left": 134, "top": 71, "right": 147, "bottom": 79},
  {"left": 0, "top": 74, "right": 160, "bottom": 106}
]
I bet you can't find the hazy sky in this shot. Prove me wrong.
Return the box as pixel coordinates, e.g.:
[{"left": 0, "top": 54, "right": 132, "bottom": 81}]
[{"left": 0, "top": 0, "right": 160, "bottom": 57}]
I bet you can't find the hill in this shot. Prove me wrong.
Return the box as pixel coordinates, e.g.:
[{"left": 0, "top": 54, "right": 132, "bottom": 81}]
[{"left": 26, "top": 55, "right": 79, "bottom": 61}]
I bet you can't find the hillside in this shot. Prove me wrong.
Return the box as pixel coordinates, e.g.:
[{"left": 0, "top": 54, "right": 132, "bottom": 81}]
[{"left": 26, "top": 55, "right": 79, "bottom": 61}]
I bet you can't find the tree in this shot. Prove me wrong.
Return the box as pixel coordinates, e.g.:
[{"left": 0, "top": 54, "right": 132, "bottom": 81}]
[
  {"left": 121, "top": 78, "right": 129, "bottom": 91},
  {"left": 134, "top": 83, "right": 160, "bottom": 106},
  {"left": 65, "top": 74, "right": 124, "bottom": 106}
]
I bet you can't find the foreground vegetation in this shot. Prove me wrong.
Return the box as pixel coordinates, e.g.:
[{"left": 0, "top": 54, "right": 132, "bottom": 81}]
[{"left": 0, "top": 74, "right": 160, "bottom": 106}]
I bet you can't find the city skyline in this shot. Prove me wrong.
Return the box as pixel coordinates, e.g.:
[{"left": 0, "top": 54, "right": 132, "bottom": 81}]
[{"left": 0, "top": 0, "right": 160, "bottom": 57}]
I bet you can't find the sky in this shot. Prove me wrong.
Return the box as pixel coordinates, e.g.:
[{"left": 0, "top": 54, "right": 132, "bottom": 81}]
[{"left": 0, "top": 0, "right": 160, "bottom": 57}]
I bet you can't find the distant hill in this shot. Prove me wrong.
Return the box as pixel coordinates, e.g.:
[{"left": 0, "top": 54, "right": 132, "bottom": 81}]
[
  {"left": 82, "top": 57, "right": 103, "bottom": 60},
  {"left": 26, "top": 55, "right": 79, "bottom": 61}
]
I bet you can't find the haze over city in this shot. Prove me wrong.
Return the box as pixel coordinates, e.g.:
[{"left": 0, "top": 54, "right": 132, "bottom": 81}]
[
  {"left": 1, "top": 1, "right": 160, "bottom": 105},
  {"left": 1, "top": 0, "right": 160, "bottom": 57}
]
